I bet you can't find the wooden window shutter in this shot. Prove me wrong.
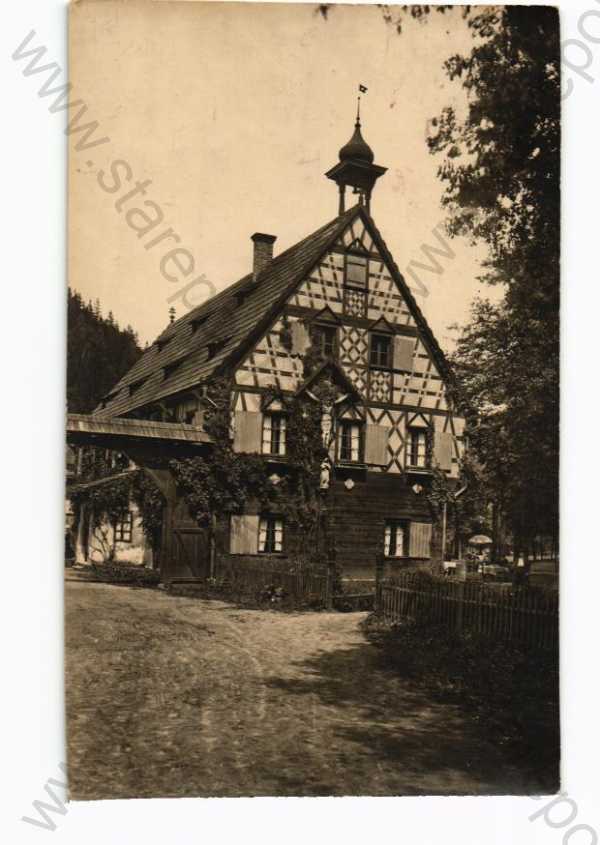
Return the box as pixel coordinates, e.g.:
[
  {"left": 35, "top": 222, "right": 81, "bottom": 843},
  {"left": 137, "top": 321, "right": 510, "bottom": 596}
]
[
  {"left": 392, "top": 336, "right": 415, "bottom": 372},
  {"left": 291, "top": 321, "right": 310, "bottom": 355},
  {"left": 233, "top": 411, "right": 262, "bottom": 453},
  {"left": 409, "top": 522, "right": 432, "bottom": 558},
  {"left": 230, "top": 514, "right": 259, "bottom": 554},
  {"left": 364, "top": 424, "right": 389, "bottom": 465},
  {"left": 433, "top": 430, "right": 454, "bottom": 470}
]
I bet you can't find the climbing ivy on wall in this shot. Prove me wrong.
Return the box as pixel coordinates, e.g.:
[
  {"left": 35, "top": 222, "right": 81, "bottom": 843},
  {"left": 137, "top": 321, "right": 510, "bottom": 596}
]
[
  {"left": 130, "top": 472, "right": 165, "bottom": 553},
  {"left": 169, "top": 377, "right": 279, "bottom": 526},
  {"left": 168, "top": 375, "right": 339, "bottom": 570},
  {"left": 70, "top": 446, "right": 165, "bottom": 559},
  {"left": 70, "top": 471, "right": 132, "bottom": 562}
]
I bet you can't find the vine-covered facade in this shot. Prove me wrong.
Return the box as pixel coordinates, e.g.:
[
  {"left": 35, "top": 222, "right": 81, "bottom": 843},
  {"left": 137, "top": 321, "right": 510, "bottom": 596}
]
[{"left": 70, "top": 115, "right": 466, "bottom": 583}]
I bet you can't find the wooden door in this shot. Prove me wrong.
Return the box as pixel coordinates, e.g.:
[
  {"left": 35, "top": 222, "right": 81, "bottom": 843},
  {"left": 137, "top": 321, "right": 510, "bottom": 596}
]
[
  {"left": 161, "top": 497, "right": 210, "bottom": 582},
  {"left": 171, "top": 527, "right": 210, "bottom": 580}
]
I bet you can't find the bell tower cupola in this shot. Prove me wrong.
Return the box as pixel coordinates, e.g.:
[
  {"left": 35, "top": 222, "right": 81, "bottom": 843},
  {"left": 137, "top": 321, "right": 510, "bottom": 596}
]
[{"left": 325, "top": 88, "right": 387, "bottom": 215}]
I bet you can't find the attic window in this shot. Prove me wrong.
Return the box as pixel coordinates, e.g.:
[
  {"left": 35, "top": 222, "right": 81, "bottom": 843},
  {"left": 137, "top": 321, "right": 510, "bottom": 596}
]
[{"left": 207, "top": 336, "right": 231, "bottom": 360}]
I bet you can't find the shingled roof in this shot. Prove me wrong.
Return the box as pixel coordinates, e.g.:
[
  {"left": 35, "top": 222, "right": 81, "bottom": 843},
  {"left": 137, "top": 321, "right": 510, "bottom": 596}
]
[{"left": 94, "top": 204, "right": 451, "bottom": 419}]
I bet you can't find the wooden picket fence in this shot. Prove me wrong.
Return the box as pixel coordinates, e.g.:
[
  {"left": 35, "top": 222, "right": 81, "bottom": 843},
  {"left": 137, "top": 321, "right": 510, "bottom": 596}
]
[{"left": 376, "top": 572, "right": 558, "bottom": 649}]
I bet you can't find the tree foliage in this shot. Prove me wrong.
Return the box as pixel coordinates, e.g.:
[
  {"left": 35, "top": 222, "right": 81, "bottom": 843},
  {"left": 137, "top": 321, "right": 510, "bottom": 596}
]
[
  {"left": 131, "top": 472, "right": 165, "bottom": 553},
  {"left": 384, "top": 5, "right": 560, "bottom": 553},
  {"left": 169, "top": 375, "right": 337, "bottom": 568},
  {"left": 432, "top": 6, "right": 559, "bottom": 553},
  {"left": 67, "top": 287, "right": 142, "bottom": 413}
]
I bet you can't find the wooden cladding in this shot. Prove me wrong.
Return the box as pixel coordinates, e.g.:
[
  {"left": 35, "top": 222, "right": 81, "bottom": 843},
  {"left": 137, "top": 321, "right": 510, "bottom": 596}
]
[
  {"left": 433, "top": 431, "right": 454, "bottom": 470},
  {"left": 230, "top": 514, "right": 259, "bottom": 554},
  {"left": 364, "top": 424, "right": 389, "bottom": 465},
  {"left": 409, "top": 521, "right": 432, "bottom": 558},
  {"left": 392, "top": 335, "right": 415, "bottom": 372},
  {"left": 233, "top": 411, "right": 262, "bottom": 453}
]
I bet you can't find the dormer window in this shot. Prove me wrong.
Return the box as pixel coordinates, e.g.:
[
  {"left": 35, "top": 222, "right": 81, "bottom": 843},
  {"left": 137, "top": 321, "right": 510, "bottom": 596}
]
[
  {"left": 156, "top": 336, "right": 172, "bottom": 352},
  {"left": 234, "top": 282, "right": 259, "bottom": 307},
  {"left": 129, "top": 377, "right": 147, "bottom": 396},
  {"left": 207, "top": 336, "right": 231, "bottom": 360},
  {"left": 191, "top": 314, "right": 210, "bottom": 333},
  {"left": 163, "top": 360, "right": 183, "bottom": 380}
]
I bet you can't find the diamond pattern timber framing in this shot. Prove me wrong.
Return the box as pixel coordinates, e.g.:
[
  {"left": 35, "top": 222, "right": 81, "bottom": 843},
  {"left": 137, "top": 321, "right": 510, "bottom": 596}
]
[
  {"left": 368, "top": 369, "right": 392, "bottom": 403},
  {"left": 231, "top": 209, "right": 463, "bottom": 479}
]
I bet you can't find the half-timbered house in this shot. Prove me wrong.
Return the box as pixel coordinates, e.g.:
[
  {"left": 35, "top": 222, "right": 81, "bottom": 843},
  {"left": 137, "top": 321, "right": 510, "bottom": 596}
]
[{"left": 68, "top": 114, "right": 466, "bottom": 584}]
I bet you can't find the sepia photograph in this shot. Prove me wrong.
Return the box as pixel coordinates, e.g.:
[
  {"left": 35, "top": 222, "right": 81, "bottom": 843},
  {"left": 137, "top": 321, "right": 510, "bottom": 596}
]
[{"left": 55, "top": 0, "right": 559, "bottom": 800}]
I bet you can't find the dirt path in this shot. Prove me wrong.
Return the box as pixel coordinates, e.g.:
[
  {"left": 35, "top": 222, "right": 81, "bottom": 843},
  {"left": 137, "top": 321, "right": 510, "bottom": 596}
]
[{"left": 65, "top": 580, "right": 537, "bottom": 799}]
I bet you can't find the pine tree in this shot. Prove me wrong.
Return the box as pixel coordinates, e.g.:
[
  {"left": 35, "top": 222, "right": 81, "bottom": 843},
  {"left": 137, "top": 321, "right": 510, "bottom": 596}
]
[{"left": 67, "top": 288, "right": 143, "bottom": 413}]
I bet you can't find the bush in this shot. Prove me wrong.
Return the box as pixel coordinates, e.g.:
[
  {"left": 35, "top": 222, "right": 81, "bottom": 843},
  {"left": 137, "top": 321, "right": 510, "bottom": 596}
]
[
  {"left": 91, "top": 562, "right": 160, "bottom": 587},
  {"left": 363, "top": 614, "right": 559, "bottom": 791}
]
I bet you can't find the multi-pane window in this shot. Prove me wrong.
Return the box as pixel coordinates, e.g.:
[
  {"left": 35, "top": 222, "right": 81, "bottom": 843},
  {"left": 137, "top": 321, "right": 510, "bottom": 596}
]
[
  {"left": 262, "top": 413, "right": 287, "bottom": 456},
  {"left": 312, "top": 324, "right": 337, "bottom": 358},
  {"left": 345, "top": 253, "right": 368, "bottom": 288},
  {"left": 115, "top": 511, "right": 133, "bottom": 543},
  {"left": 370, "top": 333, "right": 392, "bottom": 369},
  {"left": 258, "top": 516, "right": 284, "bottom": 553},
  {"left": 384, "top": 520, "right": 409, "bottom": 558},
  {"left": 408, "top": 428, "right": 429, "bottom": 468},
  {"left": 338, "top": 421, "right": 363, "bottom": 463}
]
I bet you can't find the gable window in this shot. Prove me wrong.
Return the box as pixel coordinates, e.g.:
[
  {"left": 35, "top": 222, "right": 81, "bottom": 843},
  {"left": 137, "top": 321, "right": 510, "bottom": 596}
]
[
  {"left": 262, "top": 413, "right": 287, "bottom": 457},
  {"left": 345, "top": 253, "right": 368, "bottom": 288},
  {"left": 258, "top": 515, "right": 284, "bottom": 553},
  {"left": 338, "top": 420, "right": 363, "bottom": 463},
  {"left": 312, "top": 324, "right": 338, "bottom": 358},
  {"left": 408, "top": 428, "right": 429, "bottom": 468},
  {"left": 384, "top": 520, "right": 409, "bottom": 558},
  {"left": 115, "top": 511, "right": 133, "bottom": 543},
  {"left": 370, "top": 333, "right": 392, "bottom": 369}
]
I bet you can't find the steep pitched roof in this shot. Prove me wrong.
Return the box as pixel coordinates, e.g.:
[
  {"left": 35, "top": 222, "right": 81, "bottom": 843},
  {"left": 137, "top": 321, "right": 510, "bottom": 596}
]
[
  {"left": 94, "top": 206, "right": 359, "bottom": 419},
  {"left": 94, "top": 204, "right": 452, "bottom": 419}
]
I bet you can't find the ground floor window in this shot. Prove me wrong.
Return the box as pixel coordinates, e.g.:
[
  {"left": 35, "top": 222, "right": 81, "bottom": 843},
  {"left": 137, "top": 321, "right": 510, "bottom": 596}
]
[
  {"left": 115, "top": 510, "right": 133, "bottom": 543},
  {"left": 384, "top": 520, "right": 409, "bottom": 557},
  {"left": 258, "top": 515, "right": 284, "bottom": 553}
]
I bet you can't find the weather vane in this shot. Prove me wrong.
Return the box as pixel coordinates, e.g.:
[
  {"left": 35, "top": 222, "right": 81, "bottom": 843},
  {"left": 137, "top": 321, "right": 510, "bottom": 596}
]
[{"left": 357, "top": 83, "right": 368, "bottom": 122}]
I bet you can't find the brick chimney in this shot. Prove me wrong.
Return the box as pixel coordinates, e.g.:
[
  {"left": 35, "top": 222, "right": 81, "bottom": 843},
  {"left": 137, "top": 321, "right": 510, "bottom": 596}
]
[{"left": 251, "top": 233, "right": 276, "bottom": 280}]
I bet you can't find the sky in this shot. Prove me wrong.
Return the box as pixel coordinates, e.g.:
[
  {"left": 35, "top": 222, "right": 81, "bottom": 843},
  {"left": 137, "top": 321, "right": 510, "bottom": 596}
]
[{"left": 69, "top": 0, "right": 500, "bottom": 349}]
